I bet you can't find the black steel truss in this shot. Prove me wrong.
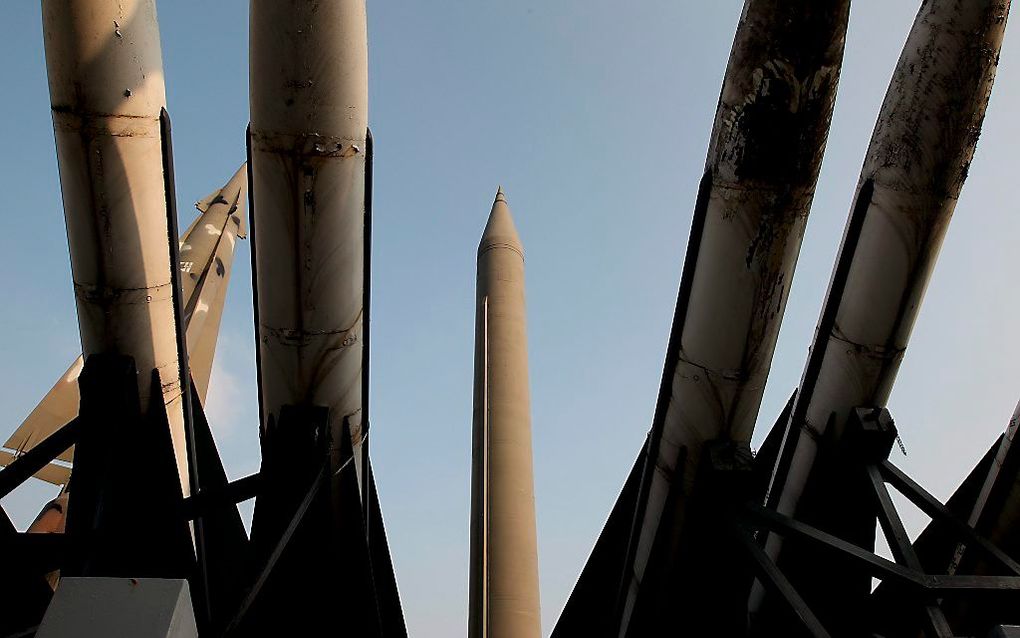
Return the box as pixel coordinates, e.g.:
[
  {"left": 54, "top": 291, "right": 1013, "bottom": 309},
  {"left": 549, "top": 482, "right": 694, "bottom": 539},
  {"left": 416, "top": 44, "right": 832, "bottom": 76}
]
[{"left": 738, "top": 415, "right": 1020, "bottom": 638}]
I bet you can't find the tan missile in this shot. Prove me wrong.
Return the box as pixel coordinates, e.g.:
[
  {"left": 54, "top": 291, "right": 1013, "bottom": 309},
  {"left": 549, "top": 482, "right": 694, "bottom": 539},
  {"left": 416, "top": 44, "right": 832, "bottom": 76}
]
[
  {"left": 1, "top": 165, "right": 248, "bottom": 487},
  {"left": 41, "top": 0, "right": 188, "bottom": 493},
  {"left": 179, "top": 164, "right": 249, "bottom": 401},
  {"left": 469, "top": 188, "right": 542, "bottom": 638},
  {"left": 249, "top": 0, "right": 369, "bottom": 480}
]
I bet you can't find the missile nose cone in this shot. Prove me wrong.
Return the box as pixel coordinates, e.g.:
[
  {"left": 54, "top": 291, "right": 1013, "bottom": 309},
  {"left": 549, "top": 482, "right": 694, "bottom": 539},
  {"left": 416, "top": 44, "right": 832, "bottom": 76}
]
[
  {"left": 193, "top": 163, "right": 249, "bottom": 239},
  {"left": 479, "top": 186, "right": 523, "bottom": 259},
  {"left": 227, "top": 162, "right": 248, "bottom": 196},
  {"left": 230, "top": 162, "right": 249, "bottom": 239}
]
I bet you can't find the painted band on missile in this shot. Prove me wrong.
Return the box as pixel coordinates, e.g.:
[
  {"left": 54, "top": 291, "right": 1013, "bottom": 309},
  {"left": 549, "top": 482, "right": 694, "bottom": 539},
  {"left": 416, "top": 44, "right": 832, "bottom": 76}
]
[
  {"left": 41, "top": 0, "right": 189, "bottom": 493},
  {"left": 469, "top": 188, "right": 542, "bottom": 638},
  {"left": 760, "top": 0, "right": 1009, "bottom": 623},
  {"left": 249, "top": 0, "right": 369, "bottom": 482},
  {"left": 616, "top": 0, "right": 850, "bottom": 632},
  {"left": 0, "top": 165, "right": 248, "bottom": 486}
]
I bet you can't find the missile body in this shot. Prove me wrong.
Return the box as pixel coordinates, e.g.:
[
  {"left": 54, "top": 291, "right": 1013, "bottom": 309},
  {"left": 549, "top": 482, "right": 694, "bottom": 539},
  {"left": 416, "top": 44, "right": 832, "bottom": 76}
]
[
  {"left": 760, "top": 0, "right": 1009, "bottom": 625},
  {"left": 249, "top": 0, "right": 369, "bottom": 481},
  {"left": 1, "top": 165, "right": 248, "bottom": 486},
  {"left": 469, "top": 189, "right": 541, "bottom": 638},
  {"left": 179, "top": 165, "right": 249, "bottom": 400},
  {"left": 41, "top": 0, "right": 188, "bottom": 493},
  {"left": 617, "top": 0, "right": 849, "bottom": 632}
]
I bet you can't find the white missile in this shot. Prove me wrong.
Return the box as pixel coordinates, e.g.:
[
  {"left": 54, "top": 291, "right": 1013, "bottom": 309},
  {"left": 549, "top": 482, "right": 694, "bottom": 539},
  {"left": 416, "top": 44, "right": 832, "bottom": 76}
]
[
  {"left": 249, "top": 0, "right": 369, "bottom": 481},
  {"left": 41, "top": 0, "right": 189, "bottom": 494},
  {"left": 766, "top": 0, "right": 1009, "bottom": 543},
  {"left": 615, "top": 0, "right": 851, "bottom": 632},
  {"left": 1, "top": 165, "right": 248, "bottom": 487},
  {"left": 760, "top": 0, "right": 1010, "bottom": 623}
]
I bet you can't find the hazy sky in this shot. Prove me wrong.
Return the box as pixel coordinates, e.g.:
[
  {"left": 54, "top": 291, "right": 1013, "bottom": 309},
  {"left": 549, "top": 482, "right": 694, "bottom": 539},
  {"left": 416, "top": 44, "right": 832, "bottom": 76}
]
[{"left": 1, "top": 2, "right": 1019, "bottom": 636}]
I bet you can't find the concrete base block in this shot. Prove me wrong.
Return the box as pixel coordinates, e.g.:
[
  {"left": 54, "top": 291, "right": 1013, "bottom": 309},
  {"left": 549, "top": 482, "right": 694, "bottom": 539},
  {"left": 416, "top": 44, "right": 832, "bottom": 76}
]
[{"left": 36, "top": 578, "right": 198, "bottom": 638}]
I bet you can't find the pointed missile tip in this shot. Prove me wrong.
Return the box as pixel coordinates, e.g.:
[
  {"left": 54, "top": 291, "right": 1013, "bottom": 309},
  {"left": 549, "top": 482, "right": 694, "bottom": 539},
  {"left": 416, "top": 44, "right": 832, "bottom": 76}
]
[{"left": 479, "top": 185, "right": 522, "bottom": 257}]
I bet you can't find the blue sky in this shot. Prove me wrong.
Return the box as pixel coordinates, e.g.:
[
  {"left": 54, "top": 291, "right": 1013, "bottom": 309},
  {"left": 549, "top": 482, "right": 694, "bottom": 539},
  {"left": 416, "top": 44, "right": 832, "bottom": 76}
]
[{"left": 1, "top": 2, "right": 1019, "bottom": 635}]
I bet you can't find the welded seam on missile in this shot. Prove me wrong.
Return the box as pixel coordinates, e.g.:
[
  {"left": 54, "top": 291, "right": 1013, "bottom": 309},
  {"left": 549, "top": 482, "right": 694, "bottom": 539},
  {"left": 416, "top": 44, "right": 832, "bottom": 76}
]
[
  {"left": 250, "top": 130, "right": 367, "bottom": 157},
  {"left": 51, "top": 110, "right": 160, "bottom": 138},
  {"left": 826, "top": 333, "right": 907, "bottom": 360},
  {"left": 478, "top": 241, "right": 524, "bottom": 261},
  {"left": 260, "top": 308, "right": 363, "bottom": 345},
  {"left": 674, "top": 353, "right": 749, "bottom": 384},
  {"left": 73, "top": 280, "right": 174, "bottom": 303}
]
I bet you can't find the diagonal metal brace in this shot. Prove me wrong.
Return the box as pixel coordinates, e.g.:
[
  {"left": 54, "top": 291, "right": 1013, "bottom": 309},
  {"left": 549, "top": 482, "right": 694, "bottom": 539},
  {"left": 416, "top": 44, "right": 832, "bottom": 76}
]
[
  {"left": 865, "top": 464, "right": 953, "bottom": 637},
  {"left": 880, "top": 460, "right": 1020, "bottom": 576},
  {"left": 223, "top": 463, "right": 328, "bottom": 636},
  {"left": 182, "top": 472, "right": 262, "bottom": 521},
  {"left": 743, "top": 503, "right": 922, "bottom": 589},
  {"left": 0, "top": 418, "right": 79, "bottom": 499},
  {"left": 732, "top": 521, "right": 832, "bottom": 638}
]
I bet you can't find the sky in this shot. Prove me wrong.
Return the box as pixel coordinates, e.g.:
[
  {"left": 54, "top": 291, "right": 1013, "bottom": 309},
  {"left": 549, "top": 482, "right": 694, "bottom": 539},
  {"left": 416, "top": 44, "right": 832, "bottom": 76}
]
[{"left": 1, "top": 1, "right": 1019, "bottom": 635}]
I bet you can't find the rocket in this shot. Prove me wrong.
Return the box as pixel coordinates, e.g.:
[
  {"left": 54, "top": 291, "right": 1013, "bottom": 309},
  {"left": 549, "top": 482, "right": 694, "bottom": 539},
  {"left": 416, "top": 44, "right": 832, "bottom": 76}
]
[
  {"left": 244, "top": 4, "right": 409, "bottom": 632},
  {"left": 40, "top": 0, "right": 189, "bottom": 494},
  {"left": 0, "top": 167, "right": 247, "bottom": 595},
  {"left": 759, "top": 0, "right": 1009, "bottom": 626},
  {"left": 248, "top": 0, "right": 370, "bottom": 486},
  {"left": 0, "top": 166, "right": 248, "bottom": 488},
  {"left": 592, "top": 0, "right": 851, "bottom": 634},
  {"left": 469, "top": 188, "right": 542, "bottom": 638},
  {"left": 179, "top": 165, "right": 249, "bottom": 401}
]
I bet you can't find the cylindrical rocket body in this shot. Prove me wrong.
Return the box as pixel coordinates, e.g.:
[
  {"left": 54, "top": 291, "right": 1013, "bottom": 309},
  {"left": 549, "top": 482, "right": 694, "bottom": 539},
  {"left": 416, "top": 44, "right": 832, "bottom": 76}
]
[
  {"left": 41, "top": 0, "right": 188, "bottom": 493},
  {"left": 768, "top": 0, "right": 1009, "bottom": 539},
  {"left": 249, "top": 0, "right": 369, "bottom": 471},
  {"left": 179, "top": 165, "right": 247, "bottom": 314},
  {"left": 469, "top": 191, "right": 541, "bottom": 638},
  {"left": 619, "top": 0, "right": 850, "bottom": 631},
  {"left": 754, "top": 2, "right": 1009, "bottom": 628},
  {"left": 181, "top": 165, "right": 248, "bottom": 400}
]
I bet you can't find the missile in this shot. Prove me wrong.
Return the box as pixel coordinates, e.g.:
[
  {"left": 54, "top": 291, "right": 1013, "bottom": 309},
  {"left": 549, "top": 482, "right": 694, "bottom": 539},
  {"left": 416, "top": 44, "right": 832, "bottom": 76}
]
[
  {"left": 248, "top": 0, "right": 369, "bottom": 483},
  {"left": 759, "top": 0, "right": 1009, "bottom": 625},
  {"left": 610, "top": 0, "right": 850, "bottom": 632},
  {"left": 179, "top": 164, "right": 249, "bottom": 400},
  {"left": 1, "top": 165, "right": 248, "bottom": 486},
  {"left": 41, "top": 0, "right": 189, "bottom": 493},
  {"left": 469, "top": 188, "right": 542, "bottom": 638}
]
